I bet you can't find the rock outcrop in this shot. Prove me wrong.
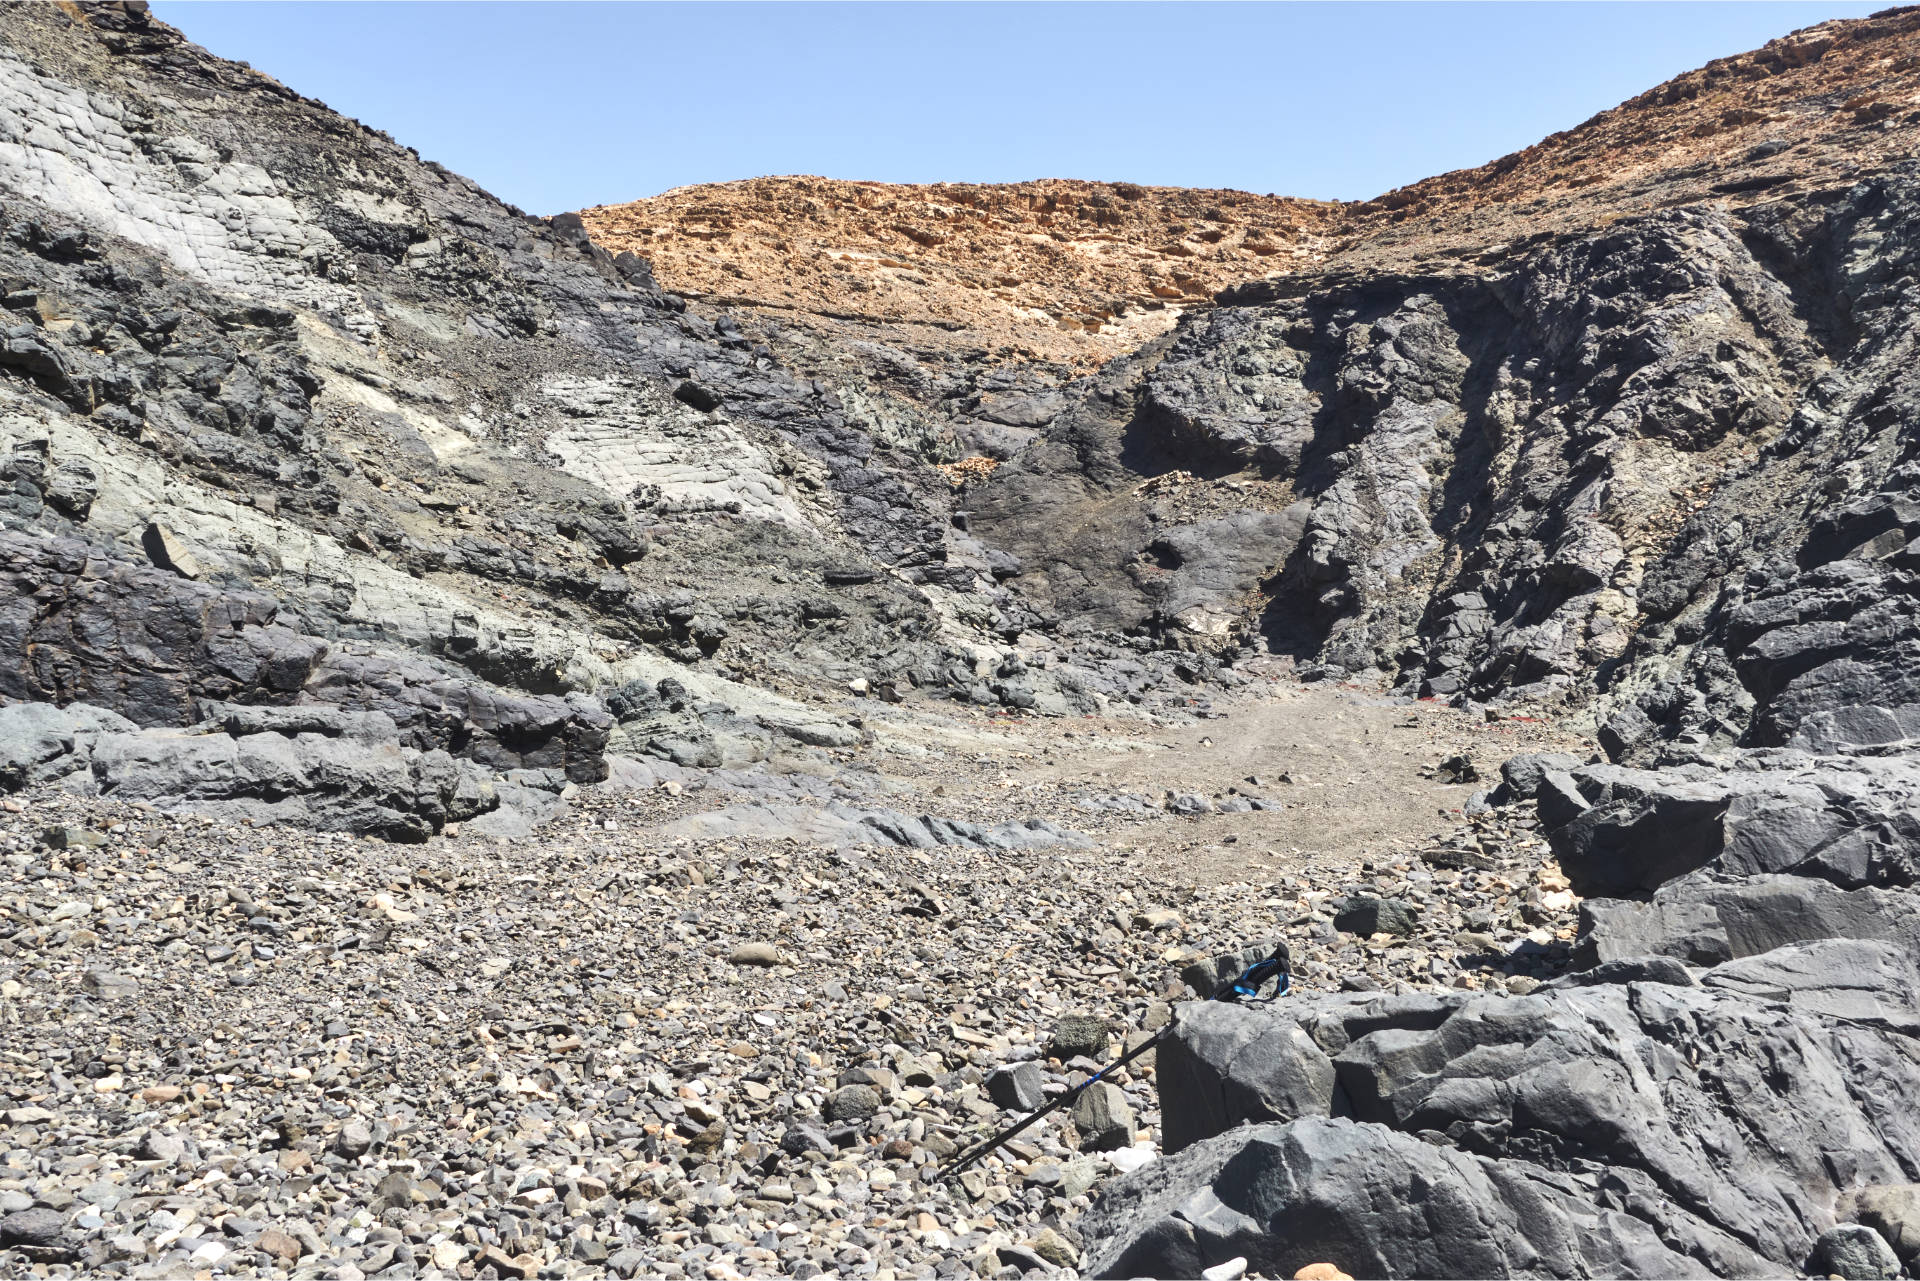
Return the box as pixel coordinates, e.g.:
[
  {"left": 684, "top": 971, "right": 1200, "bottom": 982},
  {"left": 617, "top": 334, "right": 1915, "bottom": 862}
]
[
  {"left": 0, "top": 699, "right": 496, "bottom": 840},
  {"left": 4, "top": 2, "right": 1920, "bottom": 1277},
  {"left": 582, "top": 178, "right": 1341, "bottom": 370},
  {"left": 1096, "top": 925, "right": 1920, "bottom": 1278},
  {"left": 1089, "top": 700, "right": 1920, "bottom": 1276},
  {"left": 0, "top": 0, "right": 1257, "bottom": 835}
]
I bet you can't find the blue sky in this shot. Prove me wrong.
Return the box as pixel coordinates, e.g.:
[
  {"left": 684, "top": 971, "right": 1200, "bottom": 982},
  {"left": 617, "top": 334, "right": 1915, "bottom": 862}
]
[{"left": 151, "top": 2, "right": 1881, "bottom": 216}]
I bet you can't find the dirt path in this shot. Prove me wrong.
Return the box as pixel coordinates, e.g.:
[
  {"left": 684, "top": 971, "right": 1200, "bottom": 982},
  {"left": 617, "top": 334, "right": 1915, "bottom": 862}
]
[{"left": 863, "top": 666, "right": 1594, "bottom": 886}]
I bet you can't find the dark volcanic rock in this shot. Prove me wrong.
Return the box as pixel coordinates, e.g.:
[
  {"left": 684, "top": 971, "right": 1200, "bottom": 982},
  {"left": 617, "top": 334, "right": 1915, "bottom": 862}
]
[
  {"left": 1083, "top": 1116, "right": 1742, "bottom": 1279},
  {"left": 1331, "top": 895, "right": 1419, "bottom": 938},
  {"left": 301, "top": 650, "right": 611, "bottom": 784},
  {"left": 0, "top": 529, "right": 324, "bottom": 726},
  {"left": 0, "top": 699, "right": 495, "bottom": 839},
  {"left": 1542, "top": 756, "right": 1920, "bottom": 897},
  {"left": 1120, "top": 952, "right": 1920, "bottom": 1278}
]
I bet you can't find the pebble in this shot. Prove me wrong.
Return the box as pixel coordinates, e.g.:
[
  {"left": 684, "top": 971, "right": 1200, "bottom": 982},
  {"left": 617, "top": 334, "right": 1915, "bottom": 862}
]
[
  {"left": 1294, "top": 1265, "right": 1355, "bottom": 1281},
  {"left": 0, "top": 720, "right": 1579, "bottom": 1279},
  {"left": 729, "top": 941, "right": 784, "bottom": 967}
]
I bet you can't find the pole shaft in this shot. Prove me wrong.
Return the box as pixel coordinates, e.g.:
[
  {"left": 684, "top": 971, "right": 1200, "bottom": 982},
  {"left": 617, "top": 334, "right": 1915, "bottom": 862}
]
[{"left": 946, "top": 1025, "right": 1169, "bottom": 1175}]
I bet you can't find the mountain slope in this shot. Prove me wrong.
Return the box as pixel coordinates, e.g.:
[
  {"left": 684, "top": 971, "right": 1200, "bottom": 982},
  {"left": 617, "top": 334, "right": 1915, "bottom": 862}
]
[
  {"left": 581, "top": 177, "right": 1340, "bottom": 369},
  {"left": 2, "top": 6, "right": 1920, "bottom": 1281}
]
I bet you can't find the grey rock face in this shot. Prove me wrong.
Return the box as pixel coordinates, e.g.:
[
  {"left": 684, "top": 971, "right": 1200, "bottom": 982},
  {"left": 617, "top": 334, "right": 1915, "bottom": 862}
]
[
  {"left": 1083, "top": 1117, "right": 1735, "bottom": 1280},
  {"left": 1851, "top": 1185, "right": 1920, "bottom": 1265},
  {"left": 1575, "top": 873, "right": 1920, "bottom": 967},
  {"left": 973, "top": 198, "right": 1834, "bottom": 698},
  {"left": 1116, "top": 946, "right": 1920, "bottom": 1278},
  {"left": 1543, "top": 756, "right": 1920, "bottom": 897},
  {"left": 0, "top": 2, "right": 1270, "bottom": 843},
  {"left": 0, "top": 697, "right": 495, "bottom": 839},
  {"left": 0, "top": 530, "right": 324, "bottom": 727}
]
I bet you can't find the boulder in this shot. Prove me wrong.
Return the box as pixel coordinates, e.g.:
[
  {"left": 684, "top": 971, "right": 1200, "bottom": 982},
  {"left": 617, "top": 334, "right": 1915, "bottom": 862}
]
[
  {"left": 0, "top": 1206, "right": 67, "bottom": 1249},
  {"left": 1126, "top": 962, "right": 1920, "bottom": 1276},
  {"left": 1541, "top": 756, "right": 1920, "bottom": 897},
  {"left": 1082, "top": 1117, "right": 1743, "bottom": 1279},
  {"left": 1496, "top": 751, "right": 1585, "bottom": 801},
  {"left": 1181, "top": 941, "right": 1284, "bottom": 999},
  {"left": 1051, "top": 1014, "right": 1110, "bottom": 1062},
  {"left": 1154, "top": 1001, "right": 1336, "bottom": 1153},
  {"left": 985, "top": 1062, "right": 1044, "bottom": 1112},
  {"left": 1070, "top": 1081, "right": 1135, "bottom": 1152},
  {"left": 1331, "top": 895, "right": 1418, "bottom": 938},
  {"left": 1810, "top": 1225, "right": 1901, "bottom": 1280},
  {"left": 1851, "top": 1185, "right": 1920, "bottom": 1265}
]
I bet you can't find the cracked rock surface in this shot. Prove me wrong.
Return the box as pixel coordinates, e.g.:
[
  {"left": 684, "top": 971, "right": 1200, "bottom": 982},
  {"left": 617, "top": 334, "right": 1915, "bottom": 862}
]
[{"left": 6, "top": 3, "right": 1920, "bottom": 1280}]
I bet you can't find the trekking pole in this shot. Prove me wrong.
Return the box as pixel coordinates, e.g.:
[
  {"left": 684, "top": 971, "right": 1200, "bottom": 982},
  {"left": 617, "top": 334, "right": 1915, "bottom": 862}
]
[{"left": 944, "top": 942, "right": 1291, "bottom": 1176}]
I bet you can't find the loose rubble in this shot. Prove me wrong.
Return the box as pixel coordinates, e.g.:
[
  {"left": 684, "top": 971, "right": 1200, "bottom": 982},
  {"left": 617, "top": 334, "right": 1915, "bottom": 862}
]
[
  {"left": 0, "top": 681, "right": 1591, "bottom": 1280},
  {"left": 3, "top": 3, "right": 1920, "bottom": 1279}
]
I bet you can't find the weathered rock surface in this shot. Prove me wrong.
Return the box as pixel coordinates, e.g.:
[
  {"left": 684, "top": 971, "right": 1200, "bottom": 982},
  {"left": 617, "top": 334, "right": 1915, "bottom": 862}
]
[
  {"left": 7, "top": 3, "right": 1920, "bottom": 1279},
  {"left": 0, "top": 698, "right": 495, "bottom": 839},
  {"left": 1543, "top": 755, "right": 1920, "bottom": 897},
  {"left": 0, "top": 0, "right": 1258, "bottom": 847},
  {"left": 1107, "top": 941, "right": 1920, "bottom": 1278},
  {"left": 1086, "top": 1116, "right": 1738, "bottom": 1280}
]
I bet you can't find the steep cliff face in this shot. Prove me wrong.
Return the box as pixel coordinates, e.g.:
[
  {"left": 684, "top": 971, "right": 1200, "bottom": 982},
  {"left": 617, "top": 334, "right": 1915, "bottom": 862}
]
[
  {"left": 579, "top": 9, "right": 1920, "bottom": 766},
  {"left": 960, "top": 10, "right": 1920, "bottom": 764},
  {"left": 0, "top": 3, "right": 1050, "bottom": 829},
  {"left": 581, "top": 177, "right": 1339, "bottom": 368},
  {"left": 984, "top": 173, "right": 1920, "bottom": 766}
]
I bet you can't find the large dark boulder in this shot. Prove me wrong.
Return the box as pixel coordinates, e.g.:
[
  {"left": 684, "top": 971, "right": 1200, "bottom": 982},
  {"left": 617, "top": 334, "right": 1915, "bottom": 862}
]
[
  {"left": 1112, "top": 946, "right": 1920, "bottom": 1278},
  {"left": 1083, "top": 1116, "right": 1747, "bottom": 1279},
  {"left": 1541, "top": 756, "right": 1920, "bottom": 896},
  {"left": 1155, "top": 1000, "right": 1336, "bottom": 1153}
]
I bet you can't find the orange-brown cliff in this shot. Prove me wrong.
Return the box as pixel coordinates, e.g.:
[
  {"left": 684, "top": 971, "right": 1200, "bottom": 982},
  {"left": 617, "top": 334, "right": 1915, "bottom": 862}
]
[{"left": 582, "top": 9, "right": 1920, "bottom": 361}]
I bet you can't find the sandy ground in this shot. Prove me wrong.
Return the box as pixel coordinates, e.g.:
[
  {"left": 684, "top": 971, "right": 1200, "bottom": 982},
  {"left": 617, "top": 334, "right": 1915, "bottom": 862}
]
[{"left": 850, "top": 662, "right": 1594, "bottom": 886}]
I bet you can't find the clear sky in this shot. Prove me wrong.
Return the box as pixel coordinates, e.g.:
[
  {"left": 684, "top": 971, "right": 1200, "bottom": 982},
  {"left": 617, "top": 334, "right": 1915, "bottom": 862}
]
[{"left": 150, "top": 2, "right": 1881, "bottom": 217}]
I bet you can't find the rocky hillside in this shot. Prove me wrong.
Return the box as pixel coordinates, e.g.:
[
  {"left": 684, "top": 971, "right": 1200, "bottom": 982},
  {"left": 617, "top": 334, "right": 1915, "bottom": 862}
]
[
  {"left": 0, "top": 0, "right": 1243, "bottom": 839},
  {"left": 581, "top": 179, "right": 1340, "bottom": 369},
  {"left": 5, "top": 4, "right": 1920, "bottom": 1280},
  {"left": 962, "top": 7, "right": 1920, "bottom": 747}
]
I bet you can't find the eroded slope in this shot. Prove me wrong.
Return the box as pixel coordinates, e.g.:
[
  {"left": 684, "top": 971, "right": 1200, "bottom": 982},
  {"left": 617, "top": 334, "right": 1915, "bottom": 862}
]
[{"left": 581, "top": 178, "right": 1340, "bottom": 369}]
